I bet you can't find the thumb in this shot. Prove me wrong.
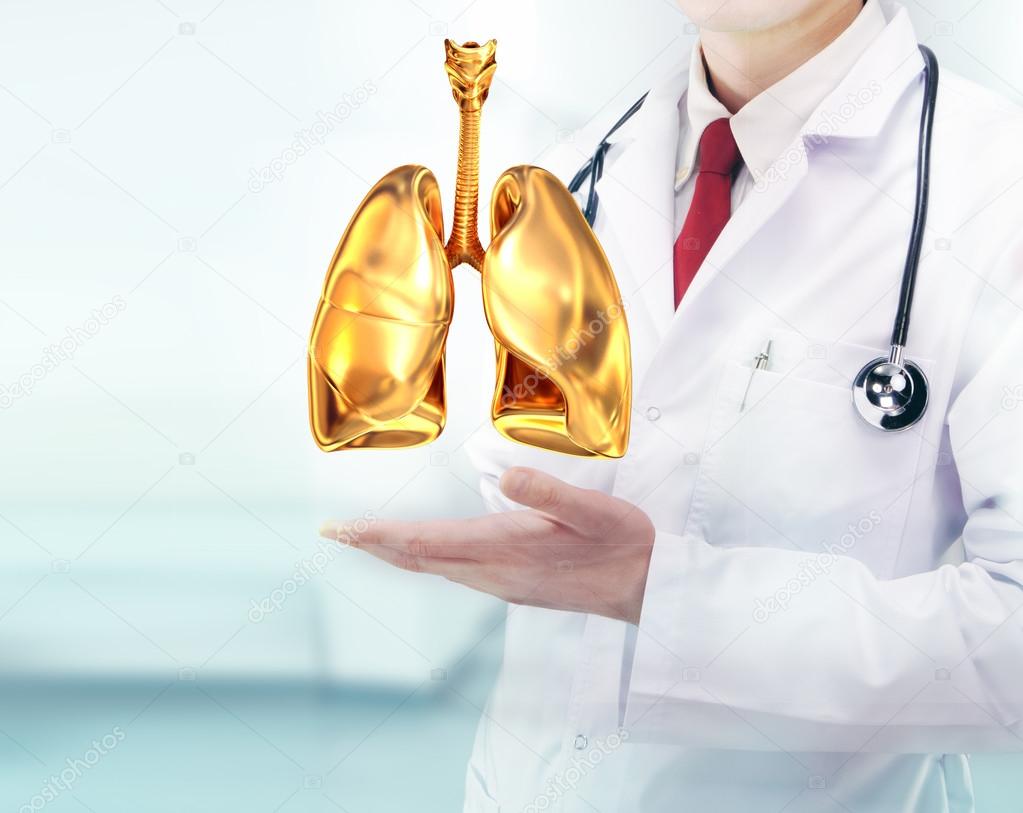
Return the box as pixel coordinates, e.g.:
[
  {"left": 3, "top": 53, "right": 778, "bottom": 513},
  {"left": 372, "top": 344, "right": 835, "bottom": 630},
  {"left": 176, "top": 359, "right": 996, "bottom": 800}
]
[{"left": 499, "top": 467, "right": 601, "bottom": 527}]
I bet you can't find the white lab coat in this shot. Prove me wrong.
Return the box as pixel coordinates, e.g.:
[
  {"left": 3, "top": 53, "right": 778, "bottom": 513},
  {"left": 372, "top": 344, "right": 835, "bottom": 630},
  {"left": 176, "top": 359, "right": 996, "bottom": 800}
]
[{"left": 464, "top": 3, "right": 1023, "bottom": 811}]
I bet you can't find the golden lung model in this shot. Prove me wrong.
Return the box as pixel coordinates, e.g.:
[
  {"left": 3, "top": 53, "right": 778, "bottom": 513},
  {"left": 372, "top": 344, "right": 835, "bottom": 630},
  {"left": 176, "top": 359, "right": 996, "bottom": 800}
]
[{"left": 308, "top": 40, "right": 631, "bottom": 458}]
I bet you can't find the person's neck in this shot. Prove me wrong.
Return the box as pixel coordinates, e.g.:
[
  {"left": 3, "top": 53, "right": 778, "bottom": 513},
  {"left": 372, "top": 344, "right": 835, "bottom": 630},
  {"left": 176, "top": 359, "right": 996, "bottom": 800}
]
[{"left": 699, "top": 1, "right": 864, "bottom": 113}]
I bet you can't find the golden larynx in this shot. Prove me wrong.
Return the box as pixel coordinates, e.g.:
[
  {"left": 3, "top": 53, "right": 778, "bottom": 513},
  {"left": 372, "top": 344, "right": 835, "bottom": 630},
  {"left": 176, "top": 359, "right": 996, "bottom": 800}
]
[{"left": 308, "top": 39, "right": 631, "bottom": 458}]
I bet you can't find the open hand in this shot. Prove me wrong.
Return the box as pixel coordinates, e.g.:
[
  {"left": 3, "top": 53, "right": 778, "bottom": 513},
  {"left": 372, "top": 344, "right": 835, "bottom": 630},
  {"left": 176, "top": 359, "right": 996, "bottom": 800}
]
[{"left": 320, "top": 467, "right": 655, "bottom": 624}]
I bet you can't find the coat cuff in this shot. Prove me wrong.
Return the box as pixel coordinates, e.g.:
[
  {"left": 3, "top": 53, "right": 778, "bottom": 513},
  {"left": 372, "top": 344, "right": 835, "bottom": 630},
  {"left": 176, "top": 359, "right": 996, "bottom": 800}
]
[
  {"left": 624, "top": 530, "right": 739, "bottom": 744},
  {"left": 626, "top": 531, "right": 695, "bottom": 727}
]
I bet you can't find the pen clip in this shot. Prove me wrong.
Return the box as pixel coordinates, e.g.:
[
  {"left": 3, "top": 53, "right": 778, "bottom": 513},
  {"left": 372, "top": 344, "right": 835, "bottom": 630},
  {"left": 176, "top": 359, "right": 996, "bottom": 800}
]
[{"left": 739, "top": 339, "right": 772, "bottom": 412}]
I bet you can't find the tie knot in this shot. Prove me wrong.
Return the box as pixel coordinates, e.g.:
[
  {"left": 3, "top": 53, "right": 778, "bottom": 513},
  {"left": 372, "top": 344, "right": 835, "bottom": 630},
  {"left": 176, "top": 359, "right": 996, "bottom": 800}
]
[{"left": 697, "top": 118, "right": 741, "bottom": 175}]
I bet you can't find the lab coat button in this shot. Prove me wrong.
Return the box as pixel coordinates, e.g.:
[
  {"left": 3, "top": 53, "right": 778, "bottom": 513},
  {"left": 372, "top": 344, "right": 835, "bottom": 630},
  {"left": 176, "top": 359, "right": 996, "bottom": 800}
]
[
  {"left": 645, "top": 406, "right": 661, "bottom": 422},
  {"left": 573, "top": 734, "right": 588, "bottom": 750}
]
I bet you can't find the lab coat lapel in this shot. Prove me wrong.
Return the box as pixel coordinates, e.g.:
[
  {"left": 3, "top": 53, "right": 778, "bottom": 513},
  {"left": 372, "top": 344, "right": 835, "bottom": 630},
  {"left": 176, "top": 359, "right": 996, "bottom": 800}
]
[
  {"left": 594, "top": 67, "right": 689, "bottom": 341},
  {"left": 592, "top": 61, "right": 813, "bottom": 347}
]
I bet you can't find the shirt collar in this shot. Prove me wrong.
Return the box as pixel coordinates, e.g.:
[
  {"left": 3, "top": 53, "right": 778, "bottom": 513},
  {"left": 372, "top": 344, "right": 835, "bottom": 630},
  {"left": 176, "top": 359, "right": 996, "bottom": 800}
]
[{"left": 676, "top": 0, "right": 887, "bottom": 189}]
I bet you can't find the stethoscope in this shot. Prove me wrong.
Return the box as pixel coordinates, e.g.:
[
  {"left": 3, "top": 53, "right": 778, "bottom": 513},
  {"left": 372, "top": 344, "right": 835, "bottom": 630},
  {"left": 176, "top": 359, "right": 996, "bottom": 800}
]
[{"left": 568, "top": 45, "right": 938, "bottom": 433}]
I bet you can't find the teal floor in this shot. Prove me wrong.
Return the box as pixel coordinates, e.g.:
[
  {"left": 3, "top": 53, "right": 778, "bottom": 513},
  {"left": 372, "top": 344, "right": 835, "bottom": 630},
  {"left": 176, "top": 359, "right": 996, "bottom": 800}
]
[{"left": 0, "top": 678, "right": 490, "bottom": 813}]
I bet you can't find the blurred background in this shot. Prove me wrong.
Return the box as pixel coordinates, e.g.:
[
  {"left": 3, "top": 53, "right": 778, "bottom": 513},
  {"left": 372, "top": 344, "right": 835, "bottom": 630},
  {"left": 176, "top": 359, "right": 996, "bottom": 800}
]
[{"left": 1, "top": 0, "right": 1021, "bottom": 810}]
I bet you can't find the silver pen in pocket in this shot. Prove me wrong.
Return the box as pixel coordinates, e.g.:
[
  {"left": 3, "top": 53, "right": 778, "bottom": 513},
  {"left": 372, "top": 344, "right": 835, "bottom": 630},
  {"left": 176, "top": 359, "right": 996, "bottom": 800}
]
[{"left": 739, "top": 340, "right": 772, "bottom": 412}]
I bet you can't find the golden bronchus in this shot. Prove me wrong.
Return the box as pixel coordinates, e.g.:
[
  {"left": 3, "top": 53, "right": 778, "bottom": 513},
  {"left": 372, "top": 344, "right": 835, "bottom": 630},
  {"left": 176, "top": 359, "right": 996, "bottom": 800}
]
[{"left": 308, "top": 40, "right": 631, "bottom": 458}]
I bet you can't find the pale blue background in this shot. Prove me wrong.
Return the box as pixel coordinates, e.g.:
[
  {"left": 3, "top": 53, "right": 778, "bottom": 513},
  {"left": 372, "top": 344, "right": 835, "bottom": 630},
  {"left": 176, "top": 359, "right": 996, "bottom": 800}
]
[{"left": 0, "top": 0, "right": 1021, "bottom": 810}]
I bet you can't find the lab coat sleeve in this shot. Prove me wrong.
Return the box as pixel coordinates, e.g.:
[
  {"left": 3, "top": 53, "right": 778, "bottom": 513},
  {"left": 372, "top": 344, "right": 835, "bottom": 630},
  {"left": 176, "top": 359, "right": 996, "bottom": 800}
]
[{"left": 626, "top": 255, "right": 1023, "bottom": 753}]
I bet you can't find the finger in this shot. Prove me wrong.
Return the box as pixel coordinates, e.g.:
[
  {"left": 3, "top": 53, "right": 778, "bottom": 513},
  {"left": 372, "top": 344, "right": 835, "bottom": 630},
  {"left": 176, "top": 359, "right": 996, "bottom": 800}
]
[
  {"left": 318, "top": 519, "right": 376, "bottom": 547},
  {"left": 319, "top": 517, "right": 499, "bottom": 560},
  {"left": 346, "top": 538, "right": 488, "bottom": 582},
  {"left": 498, "top": 467, "right": 604, "bottom": 529}
]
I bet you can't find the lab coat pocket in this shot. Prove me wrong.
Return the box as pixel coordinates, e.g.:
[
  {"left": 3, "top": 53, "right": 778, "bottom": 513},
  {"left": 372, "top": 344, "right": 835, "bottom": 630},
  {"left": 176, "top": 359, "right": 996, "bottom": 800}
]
[{"left": 686, "top": 353, "right": 929, "bottom": 575}]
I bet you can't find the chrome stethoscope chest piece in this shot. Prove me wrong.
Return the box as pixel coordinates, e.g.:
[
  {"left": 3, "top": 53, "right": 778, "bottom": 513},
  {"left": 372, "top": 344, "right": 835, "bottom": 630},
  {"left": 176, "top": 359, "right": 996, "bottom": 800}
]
[{"left": 853, "top": 355, "right": 929, "bottom": 431}]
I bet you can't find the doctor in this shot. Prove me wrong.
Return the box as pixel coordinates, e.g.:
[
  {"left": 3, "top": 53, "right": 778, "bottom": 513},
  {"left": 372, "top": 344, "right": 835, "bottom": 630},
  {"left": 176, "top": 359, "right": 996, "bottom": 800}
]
[{"left": 322, "top": 0, "right": 1023, "bottom": 809}]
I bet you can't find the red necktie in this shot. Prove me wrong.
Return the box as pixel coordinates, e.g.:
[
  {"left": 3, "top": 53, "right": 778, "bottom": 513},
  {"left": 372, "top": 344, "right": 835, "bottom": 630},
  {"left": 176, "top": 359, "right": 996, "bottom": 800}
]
[{"left": 673, "top": 117, "right": 743, "bottom": 307}]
